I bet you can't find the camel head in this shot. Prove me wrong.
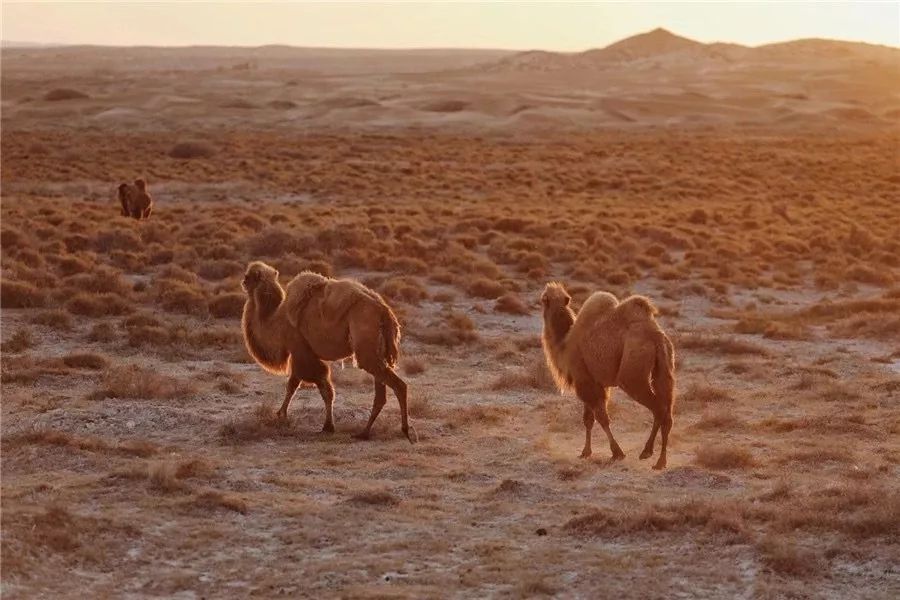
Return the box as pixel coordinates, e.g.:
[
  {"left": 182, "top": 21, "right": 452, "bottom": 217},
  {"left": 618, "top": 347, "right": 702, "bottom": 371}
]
[
  {"left": 242, "top": 261, "right": 279, "bottom": 294},
  {"left": 541, "top": 282, "right": 570, "bottom": 314},
  {"left": 134, "top": 178, "right": 147, "bottom": 191}
]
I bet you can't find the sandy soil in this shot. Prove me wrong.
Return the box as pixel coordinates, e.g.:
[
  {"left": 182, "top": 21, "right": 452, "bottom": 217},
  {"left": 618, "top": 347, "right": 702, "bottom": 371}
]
[{"left": 2, "top": 32, "right": 899, "bottom": 599}]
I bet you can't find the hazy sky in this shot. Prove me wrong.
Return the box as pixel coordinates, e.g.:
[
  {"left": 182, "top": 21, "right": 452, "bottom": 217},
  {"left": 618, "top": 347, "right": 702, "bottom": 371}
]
[{"left": 2, "top": 2, "right": 898, "bottom": 50}]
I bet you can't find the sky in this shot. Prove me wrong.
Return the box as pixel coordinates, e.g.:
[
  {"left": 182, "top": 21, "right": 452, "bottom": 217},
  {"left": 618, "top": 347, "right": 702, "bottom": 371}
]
[{"left": 2, "top": 2, "right": 898, "bottom": 50}]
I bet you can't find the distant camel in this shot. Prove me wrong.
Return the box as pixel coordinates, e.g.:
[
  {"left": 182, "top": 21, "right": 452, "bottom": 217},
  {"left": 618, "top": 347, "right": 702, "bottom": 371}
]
[
  {"left": 540, "top": 283, "right": 676, "bottom": 469},
  {"left": 117, "top": 178, "right": 153, "bottom": 219},
  {"left": 241, "top": 261, "right": 415, "bottom": 442}
]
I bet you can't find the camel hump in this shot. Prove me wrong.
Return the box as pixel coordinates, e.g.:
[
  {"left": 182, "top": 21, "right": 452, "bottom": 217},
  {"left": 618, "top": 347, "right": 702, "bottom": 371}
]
[
  {"left": 617, "top": 295, "right": 659, "bottom": 321},
  {"left": 578, "top": 291, "right": 618, "bottom": 322},
  {"left": 322, "top": 279, "right": 372, "bottom": 319},
  {"left": 284, "top": 271, "right": 330, "bottom": 327}
]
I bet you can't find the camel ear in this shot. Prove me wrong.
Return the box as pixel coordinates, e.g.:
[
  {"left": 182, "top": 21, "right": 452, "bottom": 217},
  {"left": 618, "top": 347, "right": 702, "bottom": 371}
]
[{"left": 564, "top": 295, "right": 570, "bottom": 305}]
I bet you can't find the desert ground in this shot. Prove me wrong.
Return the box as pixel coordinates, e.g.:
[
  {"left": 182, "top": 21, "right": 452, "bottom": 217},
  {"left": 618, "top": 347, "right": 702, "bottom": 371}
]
[{"left": 2, "top": 30, "right": 899, "bottom": 599}]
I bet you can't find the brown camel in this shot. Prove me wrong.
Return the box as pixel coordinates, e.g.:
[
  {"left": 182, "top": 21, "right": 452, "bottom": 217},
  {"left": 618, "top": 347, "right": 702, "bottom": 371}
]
[
  {"left": 241, "top": 261, "right": 415, "bottom": 443},
  {"left": 540, "top": 283, "right": 676, "bottom": 469},
  {"left": 117, "top": 178, "right": 153, "bottom": 219}
]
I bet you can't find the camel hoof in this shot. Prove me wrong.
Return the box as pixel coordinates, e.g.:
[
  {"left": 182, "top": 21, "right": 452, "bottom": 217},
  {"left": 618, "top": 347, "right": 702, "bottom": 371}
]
[
  {"left": 611, "top": 451, "right": 626, "bottom": 461},
  {"left": 276, "top": 410, "right": 288, "bottom": 421},
  {"left": 321, "top": 423, "right": 335, "bottom": 434},
  {"left": 579, "top": 449, "right": 592, "bottom": 459},
  {"left": 639, "top": 449, "right": 653, "bottom": 460},
  {"left": 403, "top": 426, "right": 418, "bottom": 444},
  {"left": 653, "top": 461, "right": 666, "bottom": 470},
  {"left": 353, "top": 430, "right": 371, "bottom": 441}
]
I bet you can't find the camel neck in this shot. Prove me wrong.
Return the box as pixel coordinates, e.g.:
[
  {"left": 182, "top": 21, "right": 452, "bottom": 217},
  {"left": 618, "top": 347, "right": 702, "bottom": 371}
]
[{"left": 545, "top": 305, "right": 575, "bottom": 346}]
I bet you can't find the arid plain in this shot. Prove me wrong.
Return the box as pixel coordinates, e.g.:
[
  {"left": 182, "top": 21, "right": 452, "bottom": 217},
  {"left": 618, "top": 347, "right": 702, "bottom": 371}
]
[{"left": 2, "top": 30, "right": 899, "bottom": 598}]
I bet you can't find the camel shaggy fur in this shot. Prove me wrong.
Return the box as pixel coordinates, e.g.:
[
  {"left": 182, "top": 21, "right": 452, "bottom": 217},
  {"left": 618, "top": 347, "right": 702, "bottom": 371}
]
[
  {"left": 117, "top": 179, "right": 153, "bottom": 220},
  {"left": 241, "top": 261, "right": 415, "bottom": 442},
  {"left": 540, "top": 283, "right": 676, "bottom": 469}
]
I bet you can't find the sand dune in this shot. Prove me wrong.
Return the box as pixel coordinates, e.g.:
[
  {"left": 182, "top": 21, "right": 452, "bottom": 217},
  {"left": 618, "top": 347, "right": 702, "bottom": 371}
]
[{"left": 2, "top": 28, "right": 897, "bottom": 133}]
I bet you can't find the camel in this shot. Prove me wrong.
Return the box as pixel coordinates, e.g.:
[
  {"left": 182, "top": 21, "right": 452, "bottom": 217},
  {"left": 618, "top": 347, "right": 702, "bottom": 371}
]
[
  {"left": 241, "top": 261, "right": 415, "bottom": 443},
  {"left": 117, "top": 179, "right": 153, "bottom": 219},
  {"left": 540, "top": 283, "right": 676, "bottom": 469}
]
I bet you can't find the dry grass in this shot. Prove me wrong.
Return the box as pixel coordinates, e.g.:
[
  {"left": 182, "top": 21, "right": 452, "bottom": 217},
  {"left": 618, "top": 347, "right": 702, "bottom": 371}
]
[
  {"left": 494, "top": 292, "right": 530, "bottom": 315},
  {"left": 169, "top": 141, "right": 216, "bottom": 159},
  {"left": 2, "top": 328, "right": 34, "bottom": 353},
  {"left": 62, "top": 353, "right": 109, "bottom": 370},
  {"left": 3, "top": 428, "right": 159, "bottom": 457},
  {"left": 681, "top": 384, "right": 736, "bottom": 404},
  {"left": 694, "top": 444, "right": 757, "bottom": 470},
  {"left": 90, "top": 365, "right": 197, "bottom": 400},
  {"left": 401, "top": 357, "right": 427, "bottom": 375},
  {"left": 1, "top": 123, "right": 898, "bottom": 596},
  {"left": 219, "top": 403, "right": 296, "bottom": 443}
]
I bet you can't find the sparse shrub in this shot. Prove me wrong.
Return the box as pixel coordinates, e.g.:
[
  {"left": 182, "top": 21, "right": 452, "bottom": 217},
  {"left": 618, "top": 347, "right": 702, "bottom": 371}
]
[
  {"left": 66, "top": 293, "right": 133, "bottom": 317},
  {"left": 191, "top": 490, "right": 247, "bottom": 514},
  {"left": 197, "top": 260, "right": 243, "bottom": 281},
  {"left": 756, "top": 535, "right": 822, "bottom": 577},
  {"left": 380, "top": 276, "right": 427, "bottom": 305},
  {"left": 169, "top": 141, "right": 216, "bottom": 159},
  {"left": 209, "top": 293, "right": 245, "bottom": 319},
  {"left": 681, "top": 384, "right": 736, "bottom": 404},
  {"left": 1, "top": 280, "right": 47, "bottom": 308},
  {"left": 694, "top": 444, "right": 756, "bottom": 470},
  {"left": 43, "top": 88, "right": 89, "bottom": 101},
  {"left": 687, "top": 208, "right": 708, "bottom": 224},
  {"left": 219, "top": 403, "right": 295, "bottom": 443},
  {"left": 401, "top": 357, "right": 427, "bottom": 375},
  {"left": 3, "top": 328, "right": 34, "bottom": 353},
  {"left": 156, "top": 281, "right": 208, "bottom": 316},
  {"left": 494, "top": 293, "right": 530, "bottom": 315},
  {"left": 92, "top": 365, "right": 197, "bottom": 400},
  {"left": 63, "top": 353, "right": 109, "bottom": 370},
  {"left": 246, "top": 227, "right": 301, "bottom": 257},
  {"left": 30, "top": 309, "right": 74, "bottom": 331},
  {"left": 467, "top": 277, "right": 505, "bottom": 299},
  {"left": 88, "top": 322, "right": 116, "bottom": 342},
  {"left": 346, "top": 490, "right": 399, "bottom": 506}
]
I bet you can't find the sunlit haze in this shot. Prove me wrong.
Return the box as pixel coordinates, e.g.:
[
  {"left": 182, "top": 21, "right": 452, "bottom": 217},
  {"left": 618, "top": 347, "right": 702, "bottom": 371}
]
[{"left": 2, "top": 1, "right": 898, "bottom": 49}]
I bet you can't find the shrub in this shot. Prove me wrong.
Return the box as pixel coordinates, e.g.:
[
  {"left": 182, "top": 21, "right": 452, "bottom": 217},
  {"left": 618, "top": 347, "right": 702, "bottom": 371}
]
[
  {"left": 494, "top": 293, "right": 530, "bottom": 315},
  {"left": 66, "top": 293, "right": 133, "bottom": 317},
  {"left": 156, "top": 281, "right": 208, "bottom": 316},
  {"left": 694, "top": 444, "right": 756, "bottom": 470},
  {"left": 467, "top": 277, "right": 505, "bottom": 299},
  {"left": 169, "top": 141, "right": 216, "bottom": 159},
  {"left": 62, "top": 353, "right": 110, "bottom": 370},
  {"left": 219, "top": 404, "right": 295, "bottom": 443},
  {"left": 92, "top": 365, "right": 197, "bottom": 400},
  {"left": 43, "top": 88, "right": 89, "bottom": 101},
  {"left": 208, "top": 293, "right": 245, "bottom": 319},
  {"left": 30, "top": 309, "right": 74, "bottom": 331},
  {"left": 88, "top": 323, "right": 116, "bottom": 342},
  {"left": 401, "top": 357, "right": 427, "bottom": 375},
  {"left": 3, "top": 328, "right": 34, "bottom": 353},
  {"left": 1, "top": 280, "right": 47, "bottom": 308}
]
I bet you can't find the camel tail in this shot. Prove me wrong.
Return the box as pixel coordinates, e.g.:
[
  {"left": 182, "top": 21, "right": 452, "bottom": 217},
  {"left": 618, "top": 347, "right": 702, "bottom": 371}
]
[
  {"left": 380, "top": 304, "right": 401, "bottom": 368},
  {"left": 653, "top": 333, "right": 676, "bottom": 415}
]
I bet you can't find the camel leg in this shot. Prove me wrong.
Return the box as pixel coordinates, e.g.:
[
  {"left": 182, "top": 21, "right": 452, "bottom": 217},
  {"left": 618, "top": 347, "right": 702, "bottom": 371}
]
[
  {"left": 594, "top": 387, "right": 625, "bottom": 461},
  {"left": 316, "top": 374, "right": 336, "bottom": 433},
  {"left": 654, "top": 410, "right": 674, "bottom": 470},
  {"left": 640, "top": 415, "right": 661, "bottom": 460},
  {"left": 580, "top": 401, "right": 594, "bottom": 459},
  {"left": 355, "top": 380, "right": 387, "bottom": 440},
  {"left": 619, "top": 364, "right": 667, "bottom": 467},
  {"left": 384, "top": 368, "right": 416, "bottom": 443},
  {"left": 277, "top": 373, "right": 301, "bottom": 420}
]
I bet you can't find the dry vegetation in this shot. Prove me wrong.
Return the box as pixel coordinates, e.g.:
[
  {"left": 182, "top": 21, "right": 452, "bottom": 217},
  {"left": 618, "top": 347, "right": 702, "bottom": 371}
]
[{"left": 2, "top": 117, "right": 898, "bottom": 596}]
